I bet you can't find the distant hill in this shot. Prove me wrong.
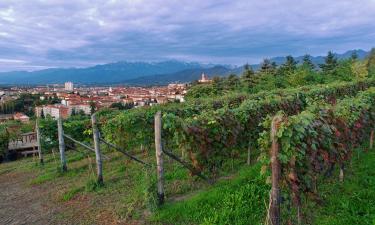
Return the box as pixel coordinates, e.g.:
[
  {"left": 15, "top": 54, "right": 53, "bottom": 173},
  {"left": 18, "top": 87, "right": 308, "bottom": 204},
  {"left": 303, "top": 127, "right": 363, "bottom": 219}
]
[
  {"left": 0, "top": 61, "right": 209, "bottom": 85},
  {"left": 0, "top": 49, "right": 369, "bottom": 85},
  {"left": 124, "top": 66, "right": 232, "bottom": 85}
]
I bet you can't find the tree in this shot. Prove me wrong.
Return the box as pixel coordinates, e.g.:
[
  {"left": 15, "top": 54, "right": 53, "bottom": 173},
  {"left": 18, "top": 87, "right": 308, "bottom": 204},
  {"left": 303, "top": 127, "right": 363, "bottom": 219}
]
[
  {"left": 190, "top": 80, "right": 200, "bottom": 86},
  {"left": 38, "top": 117, "right": 58, "bottom": 152},
  {"left": 240, "top": 64, "right": 257, "bottom": 90},
  {"left": 89, "top": 101, "right": 96, "bottom": 114},
  {"left": 185, "top": 84, "right": 215, "bottom": 100},
  {"left": 226, "top": 74, "right": 240, "bottom": 90},
  {"left": 336, "top": 59, "right": 354, "bottom": 81},
  {"left": 259, "top": 59, "right": 277, "bottom": 75},
  {"left": 319, "top": 51, "right": 338, "bottom": 77},
  {"left": 285, "top": 55, "right": 297, "bottom": 70},
  {"left": 278, "top": 55, "right": 298, "bottom": 76},
  {"left": 351, "top": 61, "right": 368, "bottom": 80},
  {"left": 366, "top": 48, "right": 375, "bottom": 77},
  {"left": 110, "top": 102, "right": 134, "bottom": 110},
  {"left": 302, "top": 54, "right": 315, "bottom": 70},
  {"left": 0, "top": 125, "right": 10, "bottom": 160},
  {"left": 212, "top": 76, "right": 224, "bottom": 94},
  {"left": 71, "top": 108, "right": 76, "bottom": 116},
  {"left": 271, "top": 62, "right": 278, "bottom": 72},
  {"left": 40, "top": 108, "right": 45, "bottom": 118}
]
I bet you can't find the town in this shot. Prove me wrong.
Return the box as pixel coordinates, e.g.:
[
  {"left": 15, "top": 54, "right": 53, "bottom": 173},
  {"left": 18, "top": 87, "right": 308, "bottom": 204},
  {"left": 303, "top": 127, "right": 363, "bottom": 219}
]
[{"left": 0, "top": 80, "right": 194, "bottom": 121}]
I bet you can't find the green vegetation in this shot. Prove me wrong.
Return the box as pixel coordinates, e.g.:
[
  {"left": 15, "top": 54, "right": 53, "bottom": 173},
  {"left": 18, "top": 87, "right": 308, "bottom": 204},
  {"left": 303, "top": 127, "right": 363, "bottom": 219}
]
[
  {"left": 0, "top": 120, "right": 34, "bottom": 161},
  {"left": 258, "top": 88, "right": 375, "bottom": 223},
  {"left": 153, "top": 163, "right": 269, "bottom": 225},
  {"left": 310, "top": 148, "right": 375, "bottom": 225},
  {"left": 152, "top": 145, "right": 375, "bottom": 225},
  {"left": 0, "top": 93, "right": 59, "bottom": 116},
  {"left": 101, "top": 79, "right": 375, "bottom": 177},
  {"left": 187, "top": 50, "right": 375, "bottom": 100}
]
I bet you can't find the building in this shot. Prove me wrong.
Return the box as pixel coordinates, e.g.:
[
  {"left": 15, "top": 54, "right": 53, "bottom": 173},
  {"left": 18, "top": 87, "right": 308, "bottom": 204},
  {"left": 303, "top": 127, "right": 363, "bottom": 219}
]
[
  {"left": 36, "top": 104, "right": 71, "bottom": 119},
  {"left": 168, "top": 83, "right": 187, "bottom": 89},
  {"left": 65, "top": 82, "right": 74, "bottom": 91},
  {"left": 70, "top": 104, "right": 91, "bottom": 115},
  {"left": 156, "top": 96, "right": 168, "bottom": 104},
  {"left": 13, "top": 112, "right": 30, "bottom": 123},
  {"left": 198, "top": 73, "right": 212, "bottom": 83}
]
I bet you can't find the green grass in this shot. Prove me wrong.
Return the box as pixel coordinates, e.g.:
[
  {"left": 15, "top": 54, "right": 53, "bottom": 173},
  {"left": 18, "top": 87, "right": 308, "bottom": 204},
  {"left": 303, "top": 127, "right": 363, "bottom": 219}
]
[
  {"left": 1, "top": 144, "right": 375, "bottom": 224},
  {"left": 309, "top": 147, "right": 375, "bottom": 225},
  {"left": 61, "top": 186, "right": 85, "bottom": 201},
  {"left": 152, "top": 163, "right": 269, "bottom": 225},
  {"left": 153, "top": 145, "right": 375, "bottom": 225}
]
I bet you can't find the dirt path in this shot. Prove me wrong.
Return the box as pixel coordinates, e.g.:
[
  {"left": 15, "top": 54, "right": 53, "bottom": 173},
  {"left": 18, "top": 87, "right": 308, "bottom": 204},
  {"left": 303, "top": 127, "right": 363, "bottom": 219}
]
[{"left": 0, "top": 171, "right": 66, "bottom": 225}]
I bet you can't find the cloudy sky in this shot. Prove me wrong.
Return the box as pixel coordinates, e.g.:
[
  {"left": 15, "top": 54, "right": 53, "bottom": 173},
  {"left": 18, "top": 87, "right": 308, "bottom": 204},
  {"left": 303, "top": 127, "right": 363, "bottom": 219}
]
[{"left": 0, "top": 0, "right": 374, "bottom": 71}]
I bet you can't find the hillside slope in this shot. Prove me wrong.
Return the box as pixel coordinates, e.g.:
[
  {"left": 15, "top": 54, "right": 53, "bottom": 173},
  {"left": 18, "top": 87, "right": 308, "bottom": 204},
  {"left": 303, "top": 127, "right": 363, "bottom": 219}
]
[
  {"left": 124, "top": 65, "right": 232, "bottom": 85},
  {"left": 153, "top": 145, "right": 375, "bottom": 225}
]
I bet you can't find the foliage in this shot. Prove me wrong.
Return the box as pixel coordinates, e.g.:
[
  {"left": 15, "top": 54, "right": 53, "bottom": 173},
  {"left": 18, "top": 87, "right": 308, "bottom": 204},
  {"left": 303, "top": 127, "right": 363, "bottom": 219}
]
[
  {"left": 0, "top": 120, "right": 34, "bottom": 159},
  {"left": 39, "top": 116, "right": 58, "bottom": 151},
  {"left": 366, "top": 48, "right": 375, "bottom": 78},
  {"left": 258, "top": 87, "right": 375, "bottom": 222},
  {"left": 110, "top": 102, "right": 134, "bottom": 110},
  {"left": 101, "top": 79, "right": 375, "bottom": 175},
  {"left": 319, "top": 51, "right": 338, "bottom": 77},
  {"left": 260, "top": 58, "right": 277, "bottom": 75},
  {"left": 102, "top": 107, "right": 157, "bottom": 150},
  {"left": 302, "top": 54, "right": 315, "bottom": 71},
  {"left": 184, "top": 84, "right": 216, "bottom": 100},
  {"left": 351, "top": 60, "right": 368, "bottom": 80},
  {"left": 0, "top": 93, "right": 59, "bottom": 116},
  {"left": 38, "top": 114, "right": 92, "bottom": 152},
  {"left": 278, "top": 55, "right": 298, "bottom": 77},
  {"left": 240, "top": 64, "right": 257, "bottom": 91},
  {"left": 311, "top": 149, "right": 375, "bottom": 225}
]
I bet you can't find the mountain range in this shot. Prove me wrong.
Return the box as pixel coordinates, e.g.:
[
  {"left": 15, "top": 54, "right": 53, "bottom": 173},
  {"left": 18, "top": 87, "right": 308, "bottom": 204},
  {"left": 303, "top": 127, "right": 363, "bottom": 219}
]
[{"left": 0, "top": 49, "right": 369, "bottom": 85}]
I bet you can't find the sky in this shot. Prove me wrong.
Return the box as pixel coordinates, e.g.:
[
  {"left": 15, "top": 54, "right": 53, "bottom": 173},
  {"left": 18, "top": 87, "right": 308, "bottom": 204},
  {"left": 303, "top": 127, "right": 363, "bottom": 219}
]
[{"left": 0, "top": 0, "right": 374, "bottom": 72}]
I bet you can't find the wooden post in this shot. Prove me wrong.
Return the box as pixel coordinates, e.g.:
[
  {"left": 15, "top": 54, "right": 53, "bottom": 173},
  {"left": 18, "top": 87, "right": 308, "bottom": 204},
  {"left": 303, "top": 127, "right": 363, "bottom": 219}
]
[
  {"left": 36, "top": 119, "right": 44, "bottom": 164},
  {"left": 91, "top": 113, "right": 103, "bottom": 184},
  {"left": 247, "top": 142, "right": 251, "bottom": 165},
  {"left": 155, "top": 111, "right": 165, "bottom": 205},
  {"left": 370, "top": 130, "right": 374, "bottom": 149},
  {"left": 269, "top": 115, "right": 283, "bottom": 225},
  {"left": 57, "top": 117, "right": 67, "bottom": 172},
  {"left": 339, "top": 164, "right": 344, "bottom": 182}
]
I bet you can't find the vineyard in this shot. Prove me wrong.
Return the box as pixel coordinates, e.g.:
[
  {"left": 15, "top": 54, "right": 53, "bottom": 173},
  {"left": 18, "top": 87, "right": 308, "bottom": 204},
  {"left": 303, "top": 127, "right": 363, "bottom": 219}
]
[
  {"left": 1, "top": 78, "right": 375, "bottom": 224},
  {"left": 101, "top": 79, "right": 375, "bottom": 177}
]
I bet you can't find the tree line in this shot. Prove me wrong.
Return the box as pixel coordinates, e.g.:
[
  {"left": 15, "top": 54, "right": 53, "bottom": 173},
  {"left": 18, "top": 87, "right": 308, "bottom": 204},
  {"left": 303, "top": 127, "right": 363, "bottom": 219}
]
[{"left": 187, "top": 49, "right": 375, "bottom": 100}]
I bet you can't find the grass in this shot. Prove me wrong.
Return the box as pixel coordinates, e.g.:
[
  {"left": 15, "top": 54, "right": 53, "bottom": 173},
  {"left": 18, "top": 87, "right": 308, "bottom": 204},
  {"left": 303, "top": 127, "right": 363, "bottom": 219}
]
[
  {"left": 152, "top": 145, "right": 375, "bottom": 225},
  {"left": 1, "top": 144, "right": 375, "bottom": 224},
  {"left": 62, "top": 186, "right": 84, "bottom": 201},
  {"left": 0, "top": 146, "right": 207, "bottom": 224},
  {"left": 308, "top": 146, "right": 375, "bottom": 225},
  {"left": 152, "top": 163, "right": 269, "bottom": 225}
]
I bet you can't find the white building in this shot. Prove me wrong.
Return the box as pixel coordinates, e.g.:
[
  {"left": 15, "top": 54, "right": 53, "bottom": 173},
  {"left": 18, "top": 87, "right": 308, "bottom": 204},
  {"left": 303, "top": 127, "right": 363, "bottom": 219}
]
[
  {"left": 198, "top": 73, "right": 212, "bottom": 83},
  {"left": 35, "top": 105, "right": 71, "bottom": 119},
  {"left": 65, "top": 82, "right": 74, "bottom": 91},
  {"left": 70, "top": 104, "right": 91, "bottom": 115}
]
